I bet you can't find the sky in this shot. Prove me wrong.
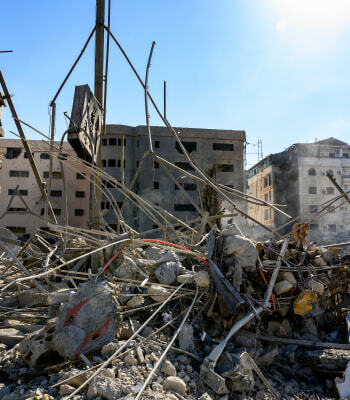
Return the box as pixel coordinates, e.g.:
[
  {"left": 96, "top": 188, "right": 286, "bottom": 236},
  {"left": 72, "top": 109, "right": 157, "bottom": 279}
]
[{"left": 1, "top": 0, "right": 350, "bottom": 168}]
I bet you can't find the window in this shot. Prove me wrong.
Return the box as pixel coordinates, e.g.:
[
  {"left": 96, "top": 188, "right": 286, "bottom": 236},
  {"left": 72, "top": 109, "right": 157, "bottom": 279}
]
[
  {"left": 8, "top": 207, "right": 26, "bottom": 213},
  {"left": 136, "top": 161, "right": 139, "bottom": 168},
  {"left": 42, "top": 208, "right": 61, "bottom": 216},
  {"left": 75, "top": 209, "right": 84, "bottom": 216},
  {"left": 175, "top": 183, "right": 196, "bottom": 191},
  {"left": 76, "top": 172, "right": 86, "bottom": 180},
  {"left": 328, "top": 206, "right": 335, "bottom": 213},
  {"left": 264, "top": 174, "right": 272, "bottom": 188},
  {"left": 310, "top": 224, "right": 319, "bottom": 230},
  {"left": 154, "top": 161, "right": 159, "bottom": 169},
  {"left": 137, "top": 140, "right": 139, "bottom": 148},
  {"left": 117, "top": 160, "right": 126, "bottom": 168},
  {"left": 102, "top": 138, "right": 107, "bottom": 146},
  {"left": 326, "top": 187, "right": 334, "bottom": 195},
  {"left": 308, "top": 168, "right": 316, "bottom": 176},
  {"left": 328, "top": 224, "right": 336, "bottom": 232},
  {"left": 101, "top": 201, "right": 105, "bottom": 210},
  {"left": 213, "top": 143, "right": 234, "bottom": 151},
  {"left": 40, "top": 153, "right": 51, "bottom": 160},
  {"left": 6, "top": 147, "right": 22, "bottom": 159},
  {"left": 108, "top": 159, "right": 116, "bottom": 167},
  {"left": 175, "top": 162, "right": 195, "bottom": 171},
  {"left": 217, "top": 164, "right": 234, "bottom": 173},
  {"left": 309, "top": 186, "right": 317, "bottom": 194},
  {"left": 344, "top": 153, "right": 349, "bottom": 158},
  {"left": 264, "top": 209, "right": 271, "bottom": 220},
  {"left": 329, "top": 153, "right": 335, "bottom": 158},
  {"left": 175, "top": 141, "right": 197, "bottom": 154},
  {"left": 8, "top": 189, "right": 28, "bottom": 196},
  {"left": 309, "top": 205, "right": 318, "bottom": 213},
  {"left": 75, "top": 191, "right": 85, "bottom": 198},
  {"left": 152, "top": 224, "right": 159, "bottom": 229},
  {"left": 174, "top": 204, "right": 196, "bottom": 212},
  {"left": 7, "top": 226, "right": 26, "bottom": 234},
  {"left": 24, "top": 152, "right": 34, "bottom": 159},
  {"left": 337, "top": 170, "right": 342, "bottom": 175},
  {"left": 268, "top": 191, "right": 272, "bottom": 202},
  {"left": 102, "top": 159, "right": 106, "bottom": 168},
  {"left": 154, "top": 140, "right": 160, "bottom": 148},
  {"left": 109, "top": 138, "right": 116, "bottom": 145},
  {"left": 9, "top": 170, "right": 29, "bottom": 178},
  {"left": 43, "top": 171, "right": 62, "bottom": 179},
  {"left": 154, "top": 182, "right": 159, "bottom": 189},
  {"left": 264, "top": 193, "right": 268, "bottom": 202},
  {"left": 50, "top": 190, "right": 62, "bottom": 197},
  {"left": 117, "top": 138, "right": 126, "bottom": 146},
  {"left": 263, "top": 160, "right": 271, "bottom": 169},
  {"left": 102, "top": 180, "right": 114, "bottom": 188},
  {"left": 326, "top": 169, "right": 334, "bottom": 176}
]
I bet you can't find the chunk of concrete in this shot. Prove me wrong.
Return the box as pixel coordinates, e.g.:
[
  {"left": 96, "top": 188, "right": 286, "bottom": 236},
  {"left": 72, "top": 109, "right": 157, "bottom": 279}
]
[
  {"left": 147, "top": 285, "right": 171, "bottom": 302},
  {"left": 162, "top": 360, "right": 177, "bottom": 376},
  {"left": 0, "top": 328, "right": 24, "bottom": 346},
  {"left": 163, "top": 376, "right": 187, "bottom": 396},
  {"left": 87, "top": 376, "right": 123, "bottom": 400}
]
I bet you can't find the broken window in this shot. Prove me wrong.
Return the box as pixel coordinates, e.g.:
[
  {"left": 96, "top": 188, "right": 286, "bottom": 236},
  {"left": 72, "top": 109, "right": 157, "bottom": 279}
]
[
  {"left": 309, "top": 186, "right": 317, "bottom": 194},
  {"left": 213, "top": 143, "right": 234, "bottom": 151},
  {"left": 217, "top": 164, "right": 234, "bottom": 173},
  {"left": 43, "top": 171, "right": 62, "bottom": 179},
  {"left": 40, "top": 153, "right": 51, "bottom": 160},
  {"left": 6, "top": 226, "right": 26, "bottom": 234},
  {"left": 75, "top": 191, "right": 85, "bottom": 198},
  {"left": 175, "top": 183, "right": 196, "bottom": 191},
  {"left": 50, "top": 190, "right": 62, "bottom": 197},
  {"left": 102, "top": 159, "right": 106, "bottom": 167},
  {"left": 102, "top": 138, "right": 107, "bottom": 146},
  {"left": 8, "top": 207, "right": 26, "bottom": 213},
  {"left": 152, "top": 224, "right": 159, "bottom": 229},
  {"left": 9, "top": 170, "right": 29, "bottom": 178},
  {"left": 174, "top": 204, "right": 196, "bottom": 212},
  {"left": 154, "top": 140, "right": 160, "bottom": 148},
  {"left": 175, "top": 162, "right": 195, "bottom": 171},
  {"left": 154, "top": 161, "right": 159, "bottom": 169},
  {"left": 76, "top": 172, "right": 86, "bottom": 180},
  {"left": 41, "top": 208, "right": 61, "bottom": 216},
  {"left": 108, "top": 159, "right": 116, "bottom": 167},
  {"left": 117, "top": 160, "right": 125, "bottom": 168},
  {"left": 328, "top": 224, "right": 336, "bottom": 232},
  {"left": 109, "top": 138, "right": 116, "bottom": 145},
  {"left": 308, "top": 168, "right": 316, "bottom": 176},
  {"left": 264, "top": 174, "right": 272, "bottom": 188},
  {"left": 8, "top": 189, "right": 28, "bottom": 196},
  {"left": 175, "top": 141, "right": 197, "bottom": 154},
  {"left": 75, "top": 209, "right": 84, "bottom": 216},
  {"left": 24, "top": 152, "right": 34, "bottom": 159},
  {"left": 326, "top": 187, "right": 335, "bottom": 195},
  {"left": 6, "top": 147, "right": 22, "bottom": 159},
  {"left": 329, "top": 153, "right": 335, "bottom": 158},
  {"left": 154, "top": 182, "right": 159, "bottom": 190},
  {"left": 344, "top": 153, "right": 349, "bottom": 158},
  {"left": 118, "top": 138, "right": 126, "bottom": 146}
]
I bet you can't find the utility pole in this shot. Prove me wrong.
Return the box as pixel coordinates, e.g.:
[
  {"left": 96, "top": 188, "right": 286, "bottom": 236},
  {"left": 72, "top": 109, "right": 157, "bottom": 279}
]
[{"left": 91, "top": 0, "right": 105, "bottom": 269}]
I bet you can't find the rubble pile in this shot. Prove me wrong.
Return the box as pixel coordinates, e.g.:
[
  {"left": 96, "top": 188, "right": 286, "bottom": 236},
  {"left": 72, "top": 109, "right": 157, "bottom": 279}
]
[{"left": 0, "top": 222, "right": 350, "bottom": 400}]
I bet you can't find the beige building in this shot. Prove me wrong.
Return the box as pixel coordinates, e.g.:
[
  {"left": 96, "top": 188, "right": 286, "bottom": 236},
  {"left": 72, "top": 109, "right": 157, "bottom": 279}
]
[
  {"left": 102, "top": 124, "right": 246, "bottom": 232},
  {"left": 0, "top": 139, "right": 90, "bottom": 239},
  {"left": 246, "top": 138, "right": 350, "bottom": 242}
]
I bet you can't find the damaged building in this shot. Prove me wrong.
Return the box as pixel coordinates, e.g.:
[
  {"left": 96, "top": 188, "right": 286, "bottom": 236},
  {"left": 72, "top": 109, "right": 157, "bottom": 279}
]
[
  {"left": 246, "top": 137, "right": 350, "bottom": 243},
  {"left": 101, "top": 124, "right": 246, "bottom": 232}
]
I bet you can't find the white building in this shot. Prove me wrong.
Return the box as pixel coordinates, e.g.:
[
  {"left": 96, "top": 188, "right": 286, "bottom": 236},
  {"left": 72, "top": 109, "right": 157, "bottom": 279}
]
[{"left": 0, "top": 139, "right": 90, "bottom": 239}]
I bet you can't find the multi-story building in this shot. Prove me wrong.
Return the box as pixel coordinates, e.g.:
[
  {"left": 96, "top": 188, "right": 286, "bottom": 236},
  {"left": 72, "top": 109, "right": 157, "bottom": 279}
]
[
  {"left": 102, "top": 124, "right": 246, "bottom": 232},
  {"left": 246, "top": 137, "right": 350, "bottom": 242},
  {"left": 0, "top": 139, "right": 90, "bottom": 239}
]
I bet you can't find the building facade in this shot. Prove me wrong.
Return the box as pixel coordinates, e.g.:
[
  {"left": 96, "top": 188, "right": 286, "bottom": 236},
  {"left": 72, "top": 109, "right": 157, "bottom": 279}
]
[
  {"left": 0, "top": 139, "right": 90, "bottom": 239},
  {"left": 246, "top": 138, "right": 350, "bottom": 242},
  {"left": 102, "top": 124, "right": 246, "bottom": 232}
]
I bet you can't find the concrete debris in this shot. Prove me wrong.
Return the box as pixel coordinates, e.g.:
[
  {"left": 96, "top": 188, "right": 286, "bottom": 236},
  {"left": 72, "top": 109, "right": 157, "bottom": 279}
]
[{"left": 0, "top": 168, "right": 350, "bottom": 400}]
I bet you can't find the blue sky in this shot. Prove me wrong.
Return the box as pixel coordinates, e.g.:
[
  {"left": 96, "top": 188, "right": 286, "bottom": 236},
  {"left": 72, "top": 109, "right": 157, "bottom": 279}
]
[{"left": 1, "top": 0, "right": 350, "bottom": 167}]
